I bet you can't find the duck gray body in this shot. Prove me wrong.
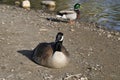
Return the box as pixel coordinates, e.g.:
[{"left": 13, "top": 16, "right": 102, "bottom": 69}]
[
  {"left": 32, "top": 32, "right": 69, "bottom": 68},
  {"left": 57, "top": 10, "right": 77, "bottom": 20}
]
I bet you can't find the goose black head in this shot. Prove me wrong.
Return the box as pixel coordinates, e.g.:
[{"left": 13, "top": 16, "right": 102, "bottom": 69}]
[
  {"left": 54, "top": 32, "right": 64, "bottom": 52},
  {"left": 55, "top": 32, "right": 64, "bottom": 42}
]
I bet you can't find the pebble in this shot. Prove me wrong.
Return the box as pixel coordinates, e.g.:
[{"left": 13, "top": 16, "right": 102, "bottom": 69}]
[
  {"left": 43, "top": 74, "right": 53, "bottom": 80},
  {"left": 7, "top": 42, "right": 11, "bottom": 45},
  {"left": 11, "top": 68, "right": 15, "bottom": 72},
  {"left": 107, "top": 34, "right": 112, "bottom": 38},
  {"left": 0, "top": 78, "right": 6, "bottom": 80},
  {"left": 1, "top": 38, "right": 5, "bottom": 40},
  {"left": 118, "top": 37, "right": 120, "bottom": 41},
  {"left": 64, "top": 73, "right": 82, "bottom": 80},
  {"left": 88, "top": 53, "right": 91, "bottom": 56},
  {"left": 80, "top": 77, "right": 88, "bottom": 80},
  {"left": 6, "top": 6, "right": 10, "bottom": 9},
  {"left": 98, "top": 29, "right": 104, "bottom": 33},
  {"left": 1, "top": 9, "right": 5, "bottom": 12},
  {"left": 70, "top": 29, "right": 75, "bottom": 32},
  {"left": 10, "top": 21, "right": 14, "bottom": 24},
  {"left": 115, "top": 32, "right": 119, "bottom": 35},
  {"left": 98, "top": 33, "right": 102, "bottom": 36},
  {"left": 68, "top": 39, "right": 72, "bottom": 42},
  {"left": 27, "top": 71, "right": 32, "bottom": 74},
  {"left": 89, "top": 47, "right": 93, "bottom": 51},
  {"left": 1, "top": 21, "right": 5, "bottom": 25},
  {"left": 39, "top": 28, "right": 48, "bottom": 32}
]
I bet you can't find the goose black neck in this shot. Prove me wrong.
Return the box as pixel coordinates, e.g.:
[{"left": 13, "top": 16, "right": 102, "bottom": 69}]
[{"left": 54, "top": 41, "right": 63, "bottom": 52}]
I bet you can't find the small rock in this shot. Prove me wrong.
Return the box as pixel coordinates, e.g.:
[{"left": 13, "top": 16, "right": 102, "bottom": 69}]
[
  {"left": 10, "top": 21, "right": 14, "bottom": 24},
  {"left": 11, "top": 68, "right": 15, "bottom": 72},
  {"left": 39, "top": 28, "right": 48, "bottom": 32},
  {"left": 68, "top": 39, "right": 72, "bottom": 42},
  {"left": 0, "top": 78, "right": 6, "bottom": 80},
  {"left": 80, "top": 77, "right": 88, "bottom": 80},
  {"left": 99, "top": 29, "right": 104, "bottom": 33},
  {"left": 28, "top": 71, "right": 32, "bottom": 74},
  {"left": 43, "top": 74, "right": 53, "bottom": 80},
  {"left": 115, "top": 32, "right": 119, "bottom": 35},
  {"left": 7, "top": 42, "right": 11, "bottom": 45},
  {"left": 118, "top": 37, "right": 120, "bottom": 41},
  {"left": 1, "top": 21, "right": 5, "bottom": 24},
  {"left": 88, "top": 53, "right": 91, "bottom": 56},
  {"left": 2, "top": 10, "right": 5, "bottom": 12},
  {"left": 22, "top": 0, "right": 31, "bottom": 10},
  {"left": 70, "top": 29, "right": 75, "bottom": 32},
  {"left": 1, "top": 38, "right": 5, "bottom": 40},
  {"left": 107, "top": 34, "right": 112, "bottom": 38},
  {"left": 7, "top": 6, "right": 10, "bottom": 9},
  {"left": 89, "top": 47, "right": 93, "bottom": 51},
  {"left": 98, "top": 33, "right": 102, "bottom": 36}
]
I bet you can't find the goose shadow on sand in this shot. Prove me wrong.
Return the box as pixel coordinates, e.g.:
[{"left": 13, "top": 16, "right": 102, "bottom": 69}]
[{"left": 17, "top": 50, "right": 34, "bottom": 62}]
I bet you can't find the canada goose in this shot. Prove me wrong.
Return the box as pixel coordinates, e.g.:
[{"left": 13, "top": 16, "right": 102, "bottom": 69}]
[
  {"left": 32, "top": 32, "right": 69, "bottom": 68},
  {"left": 22, "top": 0, "right": 31, "bottom": 10},
  {"left": 56, "top": 3, "right": 81, "bottom": 24}
]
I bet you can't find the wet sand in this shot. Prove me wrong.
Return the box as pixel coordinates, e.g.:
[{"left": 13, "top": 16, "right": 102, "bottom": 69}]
[{"left": 0, "top": 5, "right": 120, "bottom": 80}]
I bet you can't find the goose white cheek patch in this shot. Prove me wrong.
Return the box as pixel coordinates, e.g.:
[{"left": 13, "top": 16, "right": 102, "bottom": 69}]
[{"left": 59, "top": 36, "right": 64, "bottom": 41}]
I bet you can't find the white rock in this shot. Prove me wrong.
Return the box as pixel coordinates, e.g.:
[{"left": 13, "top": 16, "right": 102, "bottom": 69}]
[
  {"left": 107, "top": 34, "right": 112, "bottom": 38},
  {"left": 115, "top": 32, "right": 119, "bottom": 35},
  {"left": 70, "top": 29, "right": 75, "bottom": 32},
  {"left": 11, "top": 68, "right": 14, "bottom": 72},
  {"left": 80, "top": 77, "right": 88, "bottom": 80},
  {"left": 1, "top": 21, "right": 5, "bottom": 24},
  {"left": 0, "top": 78, "right": 6, "bottom": 80},
  {"left": 118, "top": 37, "right": 120, "bottom": 41},
  {"left": 22, "top": 0, "right": 31, "bottom": 10},
  {"left": 39, "top": 28, "right": 48, "bottom": 31}
]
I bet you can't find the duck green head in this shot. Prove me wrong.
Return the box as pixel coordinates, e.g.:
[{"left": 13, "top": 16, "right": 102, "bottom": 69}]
[{"left": 74, "top": 3, "right": 81, "bottom": 10}]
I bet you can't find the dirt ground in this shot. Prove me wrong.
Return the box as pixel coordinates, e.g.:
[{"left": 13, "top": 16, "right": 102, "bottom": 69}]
[{"left": 0, "top": 5, "right": 120, "bottom": 80}]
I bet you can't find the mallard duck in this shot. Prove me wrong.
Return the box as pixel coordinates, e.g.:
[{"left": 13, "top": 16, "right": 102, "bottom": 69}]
[
  {"left": 56, "top": 3, "right": 81, "bottom": 24},
  {"left": 22, "top": 0, "right": 31, "bottom": 10},
  {"left": 32, "top": 32, "right": 69, "bottom": 68},
  {"left": 41, "top": 1, "right": 56, "bottom": 11}
]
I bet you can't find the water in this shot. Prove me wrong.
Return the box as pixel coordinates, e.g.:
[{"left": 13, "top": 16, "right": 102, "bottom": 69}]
[
  {"left": 97, "top": 0, "right": 120, "bottom": 31},
  {"left": 0, "top": 0, "right": 120, "bottom": 31},
  {"left": 72, "top": 0, "right": 120, "bottom": 31}
]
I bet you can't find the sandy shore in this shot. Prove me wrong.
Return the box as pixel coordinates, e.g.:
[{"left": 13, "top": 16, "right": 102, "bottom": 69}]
[{"left": 0, "top": 5, "right": 120, "bottom": 80}]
